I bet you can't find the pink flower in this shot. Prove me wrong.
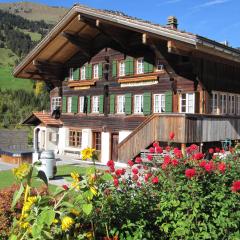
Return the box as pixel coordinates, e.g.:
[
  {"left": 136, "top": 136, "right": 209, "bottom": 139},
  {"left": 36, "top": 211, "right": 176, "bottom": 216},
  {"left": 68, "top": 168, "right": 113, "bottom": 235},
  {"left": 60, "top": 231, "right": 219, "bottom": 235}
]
[
  {"left": 165, "top": 146, "right": 171, "bottom": 152},
  {"left": 147, "top": 154, "right": 153, "bottom": 161},
  {"left": 132, "top": 168, "right": 139, "bottom": 175},
  {"left": 152, "top": 176, "right": 159, "bottom": 184},
  {"left": 209, "top": 148, "right": 214, "bottom": 154},
  {"left": 153, "top": 142, "right": 159, "bottom": 148},
  {"left": 190, "top": 144, "right": 198, "bottom": 152},
  {"left": 185, "top": 168, "right": 196, "bottom": 179},
  {"left": 128, "top": 160, "right": 134, "bottom": 167},
  {"left": 135, "top": 157, "right": 142, "bottom": 164},
  {"left": 169, "top": 132, "right": 175, "bottom": 140},
  {"left": 218, "top": 162, "right": 226, "bottom": 173},
  {"left": 149, "top": 147, "right": 155, "bottom": 153},
  {"left": 231, "top": 181, "right": 240, "bottom": 192},
  {"left": 161, "top": 163, "right": 167, "bottom": 170}
]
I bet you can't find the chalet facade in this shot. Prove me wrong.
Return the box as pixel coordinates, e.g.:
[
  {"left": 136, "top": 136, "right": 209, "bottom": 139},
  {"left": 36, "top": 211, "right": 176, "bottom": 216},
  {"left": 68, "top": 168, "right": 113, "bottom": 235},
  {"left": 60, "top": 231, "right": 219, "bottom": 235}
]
[{"left": 15, "top": 4, "right": 240, "bottom": 163}]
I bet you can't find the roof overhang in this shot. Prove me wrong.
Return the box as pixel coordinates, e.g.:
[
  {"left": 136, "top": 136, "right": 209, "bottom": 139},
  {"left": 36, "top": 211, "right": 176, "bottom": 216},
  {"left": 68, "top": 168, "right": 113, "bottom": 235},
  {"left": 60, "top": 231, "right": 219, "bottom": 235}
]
[{"left": 13, "top": 4, "right": 240, "bottom": 84}]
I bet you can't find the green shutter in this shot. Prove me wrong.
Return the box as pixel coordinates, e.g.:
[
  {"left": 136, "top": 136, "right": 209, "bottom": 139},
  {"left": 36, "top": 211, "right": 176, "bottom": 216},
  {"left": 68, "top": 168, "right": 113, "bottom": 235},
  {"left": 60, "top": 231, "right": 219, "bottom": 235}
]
[
  {"left": 86, "top": 64, "right": 92, "bottom": 80},
  {"left": 73, "top": 68, "right": 80, "bottom": 80},
  {"left": 87, "top": 96, "right": 91, "bottom": 113},
  {"left": 62, "top": 96, "right": 67, "bottom": 113},
  {"left": 99, "top": 95, "right": 104, "bottom": 114},
  {"left": 143, "top": 92, "right": 152, "bottom": 115},
  {"left": 110, "top": 94, "right": 115, "bottom": 114},
  {"left": 112, "top": 60, "right": 117, "bottom": 77},
  {"left": 71, "top": 96, "right": 78, "bottom": 113},
  {"left": 165, "top": 91, "right": 173, "bottom": 113},
  {"left": 148, "top": 62, "right": 153, "bottom": 72},
  {"left": 125, "top": 93, "right": 132, "bottom": 115},
  {"left": 144, "top": 61, "right": 154, "bottom": 73},
  {"left": 98, "top": 63, "right": 103, "bottom": 79},
  {"left": 125, "top": 57, "right": 134, "bottom": 75}
]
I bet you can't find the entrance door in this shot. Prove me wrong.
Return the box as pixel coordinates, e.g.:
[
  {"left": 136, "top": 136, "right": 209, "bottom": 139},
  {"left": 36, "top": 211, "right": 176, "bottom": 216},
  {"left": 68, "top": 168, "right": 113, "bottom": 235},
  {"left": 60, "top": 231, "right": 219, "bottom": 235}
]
[
  {"left": 92, "top": 132, "right": 101, "bottom": 160},
  {"left": 111, "top": 133, "right": 119, "bottom": 161}
]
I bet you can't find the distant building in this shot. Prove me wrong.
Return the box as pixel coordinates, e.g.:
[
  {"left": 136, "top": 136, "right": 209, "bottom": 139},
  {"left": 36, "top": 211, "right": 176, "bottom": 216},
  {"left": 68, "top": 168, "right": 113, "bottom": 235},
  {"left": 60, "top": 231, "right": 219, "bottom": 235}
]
[{"left": 15, "top": 4, "right": 240, "bottom": 163}]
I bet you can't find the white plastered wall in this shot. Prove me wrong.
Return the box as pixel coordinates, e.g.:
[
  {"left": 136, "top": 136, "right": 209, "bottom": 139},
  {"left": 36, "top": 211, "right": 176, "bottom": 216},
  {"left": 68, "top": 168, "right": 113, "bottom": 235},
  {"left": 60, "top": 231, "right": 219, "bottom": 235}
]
[
  {"left": 119, "top": 130, "right": 132, "bottom": 143},
  {"left": 101, "top": 132, "right": 110, "bottom": 164}
]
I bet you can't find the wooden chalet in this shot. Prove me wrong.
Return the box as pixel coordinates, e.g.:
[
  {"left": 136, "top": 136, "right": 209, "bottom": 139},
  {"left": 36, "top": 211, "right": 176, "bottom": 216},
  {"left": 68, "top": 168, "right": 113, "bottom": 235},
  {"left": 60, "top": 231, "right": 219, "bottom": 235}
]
[{"left": 16, "top": 4, "right": 240, "bottom": 163}]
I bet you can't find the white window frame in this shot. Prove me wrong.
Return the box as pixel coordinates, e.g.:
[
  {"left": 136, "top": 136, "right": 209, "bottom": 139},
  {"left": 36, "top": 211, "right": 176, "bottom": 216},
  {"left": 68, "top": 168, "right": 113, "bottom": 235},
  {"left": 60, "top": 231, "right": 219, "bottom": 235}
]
[
  {"left": 220, "top": 93, "right": 227, "bottom": 114},
  {"left": 229, "top": 94, "right": 235, "bottom": 115},
  {"left": 212, "top": 92, "right": 219, "bottom": 114},
  {"left": 153, "top": 94, "right": 165, "bottom": 113},
  {"left": 117, "top": 95, "right": 125, "bottom": 114},
  {"left": 93, "top": 64, "right": 99, "bottom": 79},
  {"left": 79, "top": 96, "right": 85, "bottom": 113},
  {"left": 119, "top": 61, "right": 125, "bottom": 77},
  {"left": 134, "top": 95, "right": 143, "bottom": 114},
  {"left": 67, "top": 97, "right": 72, "bottom": 113},
  {"left": 51, "top": 97, "right": 61, "bottom": 111},
  {"left": 69, "top": 68, "right": 74, "bottom": 80},
  {"left": 81, "top": 66, "right": 86, "bottom": 80},
  {"left": 180, "top": 93, "right": 195, "bottom": 113},
  {"left": 156, "top": 59, "right": 164, "bottom": 72},
  {"left": 92, "top": 96, "right": 100, "bottom": 113},
  {"left": 136, "top": 58, "right": 144, "bottom": 74}
]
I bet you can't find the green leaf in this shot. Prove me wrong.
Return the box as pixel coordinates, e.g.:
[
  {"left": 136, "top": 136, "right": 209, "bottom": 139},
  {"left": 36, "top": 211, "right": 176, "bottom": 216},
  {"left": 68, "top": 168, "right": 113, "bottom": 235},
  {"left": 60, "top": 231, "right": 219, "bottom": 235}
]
[
  {"left": 32, "top": 223, "right": 43, "bottom": 238},
  {"left": 11, "top": 183, "right": 24, "bottom": 209},
  {"left": 39, "top": 208, "right": 55, "bottom": 226},
  {"left": 101, "top": 173, "right": 113, "bottom": 181},
  {"left": 82, "top": 203, "right": 93, "bottom": 215},
  {"left": 9, "top": 235, "right": 18, "bottom": 240}
]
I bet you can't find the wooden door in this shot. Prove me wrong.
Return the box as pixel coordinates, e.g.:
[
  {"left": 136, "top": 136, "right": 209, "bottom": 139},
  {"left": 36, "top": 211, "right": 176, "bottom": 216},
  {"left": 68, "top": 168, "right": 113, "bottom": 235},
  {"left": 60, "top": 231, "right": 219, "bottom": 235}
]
[
  {"left": 92, "top": 132, "right": 101, "bottom": 160},
  {"left": 111, "top": 133, "right": 119, "bottom": 161}
]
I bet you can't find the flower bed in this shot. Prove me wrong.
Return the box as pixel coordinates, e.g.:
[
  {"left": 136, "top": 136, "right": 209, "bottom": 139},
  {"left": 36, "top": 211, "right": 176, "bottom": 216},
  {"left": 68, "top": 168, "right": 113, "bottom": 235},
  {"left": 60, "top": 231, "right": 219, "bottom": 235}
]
[{"left": 8, "top": 140, "right": 240, "bottom": 239}]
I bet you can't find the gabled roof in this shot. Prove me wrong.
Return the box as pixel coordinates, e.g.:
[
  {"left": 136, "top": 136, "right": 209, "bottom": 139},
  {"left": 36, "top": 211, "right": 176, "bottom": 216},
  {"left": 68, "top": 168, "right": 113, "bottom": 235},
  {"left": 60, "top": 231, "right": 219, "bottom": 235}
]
[
  {"left": 13, "top": 4, "right": 240, "bottom": 82},
  {"left": 22, "top": 112, "right": 62, "bottom": 126}
]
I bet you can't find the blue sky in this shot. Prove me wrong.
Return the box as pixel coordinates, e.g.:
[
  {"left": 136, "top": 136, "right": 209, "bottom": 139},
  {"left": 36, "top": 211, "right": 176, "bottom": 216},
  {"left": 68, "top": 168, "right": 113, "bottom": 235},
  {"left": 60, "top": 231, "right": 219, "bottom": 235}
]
[{"left": 1, "top": 0, "right": 240, "bottom": 47}]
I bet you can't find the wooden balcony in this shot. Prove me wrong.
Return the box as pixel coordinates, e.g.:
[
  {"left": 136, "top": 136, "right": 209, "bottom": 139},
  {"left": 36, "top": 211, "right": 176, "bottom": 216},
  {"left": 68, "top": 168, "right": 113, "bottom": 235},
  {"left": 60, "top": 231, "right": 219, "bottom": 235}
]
[{"left": 118, "top": 113, "right": 240, "bottom": 161}]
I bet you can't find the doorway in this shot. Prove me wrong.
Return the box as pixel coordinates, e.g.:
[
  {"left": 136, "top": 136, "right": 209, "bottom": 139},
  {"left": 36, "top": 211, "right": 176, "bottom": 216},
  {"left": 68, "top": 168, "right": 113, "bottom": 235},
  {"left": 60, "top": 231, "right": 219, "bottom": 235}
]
[
  {"left": 92, "top": 132, "right": 101, "bottom": 161},
  {"left": 111, "top": 133, "right": 119, "bottom": 161}
]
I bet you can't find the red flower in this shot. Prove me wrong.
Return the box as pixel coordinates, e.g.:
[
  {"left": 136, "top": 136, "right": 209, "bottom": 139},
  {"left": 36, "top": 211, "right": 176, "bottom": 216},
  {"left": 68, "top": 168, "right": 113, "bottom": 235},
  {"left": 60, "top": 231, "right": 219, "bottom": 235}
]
[
  {"left": 199, "top": 160, "right": 207, "bottom": 168},
  {"left": 153, "top": 142, "right": 159, "bottom": 148},
  {"left": 135, "top": 157, "right": 142, "bottom": 164},
  {"left": 149, "top": 147, "right": 155, "bottom": 153},
  {"left": 152, "top": 176, "right": 159, "bottom": 184},
  {"left": 113, "top": 178, "right": 119, "bottom": 187},
  {"left": 115, "top": 168, "right": 126, "bottom": 176},
  {"left": 193, "top": 153, "right": 204, "bottom": 160},
  {"left": 137, "top": 181, "right": 141, "bottom": 187},
  {"left": 215, "top": 147, "right": 220, "bottom": 153},
  {"left": 132, "top": 174, "right": 138, "bottom": 181},
  {"left": 173, "top": 148, "right": 183, "bottom": 159},
  {"left": 128, "top": 160, "right": 134, "bottom": 167},
  {"left": 218, "top": 162, "right": 226, "bottom": 173},
  {"left": 204, "top": 163, "right": 213, "bottom": 172},
  {"left": 185, "top": 168, "right": 196, "bottom": 179},
  {"left": 165, "top": 146, "right": 171, "bottom": 152},
  {"left": 161, "top": 163, "right": 167, "bottom": 170},
  {"left": 190, "top": 144, "right": 198, "bottom": 152},
  {"left": 144, "top": 173, "right": 152, "bottom": 182},
  {"left": 62, "top": 185, "right": 69, "bottom": 190},
  {"left": 109, "top": 166, "right": 115, "bottom": 172},
  {"left": 169, "top": 132, "right": 175, "bottom": 140},
  {"left": 107, "top": 160, "right": 114, "bottom": 168},
  {"left": 231, "top": 181, "right": 240, "bottom": 192},
  {"left": 132, "top": 168, "right": 139, "bottom": 175},
  {"left": 171, "top": 159, "right": 179, "bottom": 166},
  {"left": 163, "top": 155, "right": 171, "bottom": 165},
  {"left": 147, "top": 154, "right": 153, "bottom": 161},
  {"left": 143, "top": 165, "right": 149, "bottom": 170},
  {"left": 209, "top": 148, "right": 214, "bottom": 154},
  {"left": 155, "top": 146, "right": 163, "bottom": 154}
]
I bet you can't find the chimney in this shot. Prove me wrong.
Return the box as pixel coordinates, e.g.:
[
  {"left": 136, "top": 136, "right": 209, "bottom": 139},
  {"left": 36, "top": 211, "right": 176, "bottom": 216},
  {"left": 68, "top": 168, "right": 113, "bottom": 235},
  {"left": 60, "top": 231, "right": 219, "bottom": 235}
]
[{"left": 167, "top": 16, "right": 178, "bottom": 29}]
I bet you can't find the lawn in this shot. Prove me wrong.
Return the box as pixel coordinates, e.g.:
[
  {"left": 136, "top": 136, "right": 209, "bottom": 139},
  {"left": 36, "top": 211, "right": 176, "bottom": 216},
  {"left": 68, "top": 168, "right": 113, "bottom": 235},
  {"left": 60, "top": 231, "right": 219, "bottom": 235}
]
[
  {"left": 0, "top": 66, "right": 33, "bottom": 91},
  {"left": 0, "top": 48, "right": 19, "bottom": 66},
  {"left": 0, "top": 164, "right": 87, "bottom": 192},
  {"left": 18, "top": 29, "right": 42, "bottom": 42}
]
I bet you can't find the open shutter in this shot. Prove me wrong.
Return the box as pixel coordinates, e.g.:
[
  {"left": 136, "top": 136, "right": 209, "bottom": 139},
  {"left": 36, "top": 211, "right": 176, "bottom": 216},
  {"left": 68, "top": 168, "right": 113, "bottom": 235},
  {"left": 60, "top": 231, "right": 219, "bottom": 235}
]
[
  {"left": 86, "top": 64, "right": 92, "bottom": 80},
  {"left": 125, "top": 57, "right": 134, "bottom": 75},
  {"left": 71, "top": 96, "right": 78, "bottom": 113},
  {"left": 144, "top": 61, "right": 154, "bottom": 73},
  {"left": 112, "top": 60, "right": 117, "bottom": 77},
  {"left": 62, "top": 96, "right": 67, "bottom": 113},
  {"left": 110, "top": 94, "right": 115, "bottom": 114},
  {"left": 87, "top": 96, "right": 91, "bottom": 113},
  {"left": 98, "top": 63, "right": 103, "bottom": 79},
  {"left": 73, "top": 68, "right": 80, "bottom": 80},
  {"left": 125, "top": 93, "right": 132, "bottom": 115},
  {"left": 143, "top": 92, "right": 152, "bottom": 115},
  {"left": 165, "top": 91, "right": 173, "bottom": 113},
  {"left": 99, "top": 95, "right": 104, "bottom": 114}
]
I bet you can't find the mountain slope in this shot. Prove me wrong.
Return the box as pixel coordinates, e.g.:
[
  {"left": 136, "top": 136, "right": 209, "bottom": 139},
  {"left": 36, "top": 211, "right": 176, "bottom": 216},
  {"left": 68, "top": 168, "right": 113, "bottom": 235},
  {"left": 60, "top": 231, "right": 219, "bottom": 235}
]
[{"left": 0, "top": 1, "right": 68, "bottom": 24}]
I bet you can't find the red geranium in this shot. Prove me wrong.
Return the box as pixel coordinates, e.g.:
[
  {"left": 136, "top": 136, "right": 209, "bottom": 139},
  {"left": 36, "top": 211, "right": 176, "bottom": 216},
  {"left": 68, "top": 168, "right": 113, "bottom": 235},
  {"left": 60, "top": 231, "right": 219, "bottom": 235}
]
[
  {"left": 62, "top": 184, "right": 69, "bottom": 190},
  {"left": 113, "top": 178, "right": 119, "bottom": 187},
  {"left": 231, "top": 181, "right": 240, "bottom": 192},
  {"left": 147, "top": 154, "right": 153, "bottom": 161},
  {"left": 199, "top": 160, "right": 207, "bottom": 168},
  {"left": 174, "top": 148, "right": 183, "bottom": 159},
  {"left": 185, "top": 168, "right": 196, "bottom": 179},
  {"left": 135, "top": 157, "right": 142, "bottom": 164},
  {"left": 107, "top": 160, "right": 114, "bottom": 168},
  {"left": 193, "top": 152, "right": 204, "bottom": 160},
  {"left": 169, "top": 132, "right": 175, "bottom": 140},
  {"left": 215, "top": 147, "right": 220, "bottom": 153},
  {"left": 132, "top": 174, "right": 138, "bottom": 181},
  {"left": 155, "top": 146, "right": 163, "bottom": 154},
  {"left": 163, "top": 155, "right": 171, "bottom": 165},
  {"left": 165, "top": 146, "right": 171, "bottom": 152},
  {"left": 132, "top": 168, "right": 139, "bottom": 175},
  {"left": 204, "top": 163, "right": 213, "bottom": 172},
  {"left": 144, "top": 173, "right": 152, "bottom": 182},
  {"left": 149, "top": 147, "right": 155, "bottom": 153},
  {"left": 109, "top": 166, "right": 115, "bottom": 172},
  {"left": 171, "top": 159, "right": 179, "bottom": 166},
  {"left": 209, "top": 148, "right": 214, "bottom": 154},
  {"left": 161, "top": 163, "right": 167, "bottom": 170},
  {"left": 153, "top": 142, "right": 159, "bottom": 148},
  {"left": 152, "top": 176, "right": 159, "bottom": 184},
  {"left": 128, "top": 160, "right": 134, "bottom": 167},
  {"left": 218, "top": 162, "right": 226, "bottom": 173}
]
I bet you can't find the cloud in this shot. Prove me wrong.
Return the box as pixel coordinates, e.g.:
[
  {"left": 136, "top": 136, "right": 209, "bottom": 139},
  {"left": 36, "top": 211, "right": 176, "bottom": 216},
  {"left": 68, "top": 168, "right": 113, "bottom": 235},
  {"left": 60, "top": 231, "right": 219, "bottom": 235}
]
[
  {"left": 193, "top": 0, "right": 231, "bottom": 9},
  {"left": 156, "top": 0, "right": 183, "bottom": 6}
]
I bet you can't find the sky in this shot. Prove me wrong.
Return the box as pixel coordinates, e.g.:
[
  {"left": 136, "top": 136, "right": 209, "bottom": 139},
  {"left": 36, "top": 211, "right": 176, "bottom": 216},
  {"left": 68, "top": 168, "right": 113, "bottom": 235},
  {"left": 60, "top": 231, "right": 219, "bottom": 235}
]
[{"left": 1, "top": 0, "right": 240, "bottom": 47}]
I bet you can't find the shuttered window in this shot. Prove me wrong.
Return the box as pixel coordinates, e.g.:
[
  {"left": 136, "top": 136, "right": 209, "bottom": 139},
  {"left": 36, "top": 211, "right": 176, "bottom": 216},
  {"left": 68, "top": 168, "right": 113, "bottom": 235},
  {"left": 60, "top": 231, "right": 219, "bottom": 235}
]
[
  {"left": 98, "top": 63, "right": 103, "bottom": 79},
  {"left": 99, "top": 95, "right": 104, "bottom": 114},
  {"left": 109, "top": 95, "right": 115, "bottom": 114},
  {"left": 180, "top": 93, "right": 195, "bottom": 113},
  {"left": 92, "top": 96, "right": 100, "bottom": 113},
  {"left": 71, "top": 96, "right": 78, "bottom": 113},
  {"left": 112, "top": 60, "right": 117, "bottom": 77},
  {"left": 134, "top": 95, "right": 143, "bottom": 114},
  {"left": 81, "top": 66, "right": 86, "bottom": 80},
  {"left": 117, "top": 95, "right": 125, "bottom": 114},
  {"left": 87, "top": 96, "right": 91, "bottom": 113},
  {"left": 136, "top": 58, "right": 144, "bottom": 74},
  {"left": 51, "top": 97, "right": 61, "bottom": 111},
  {"left": 67, "top": 97, "right": 72, "bottom": 113},
  {"left": 212, "top": 92, "right": 219, "bottom": 114},
  {"left": 62, "top": 96, "right": 67, "bottom": 113},
  {"left": 125, "top": 57, "right": 134, "bottom": 75},
  {"left": 85, "top": 64, "right": 92, "bottom": 80},
  {"left": 119, "top": 61, "right": 125, "bottom": 77},
  {"left": 70, "top": 68, "right": 79, "bottom": 80},
  {"left": 125, "top": 93, "right": 132, "bottom": 115},
  {"left": 69, "top": 129, "right": 82, "bottom": 148},
  {"left": 93, "top": 64, "right": 99, "bottom": 79},
  {"left": 154, "top": 94, "right": 165, "bottom": 113},
  {"left": 79, "top": 96, "right": 85, "bottom": 113},
  {"left": 165, "top": 91, "right": 173, "bottom": 113},
  {"left": 144, "top": 61, "right": 154, "bottom": 73},
  {"left": 143, "top": 92, "right": 151, "bottom": 115},
  {"left": 220, "top": 94, "right": 227, "bottom": 114}
]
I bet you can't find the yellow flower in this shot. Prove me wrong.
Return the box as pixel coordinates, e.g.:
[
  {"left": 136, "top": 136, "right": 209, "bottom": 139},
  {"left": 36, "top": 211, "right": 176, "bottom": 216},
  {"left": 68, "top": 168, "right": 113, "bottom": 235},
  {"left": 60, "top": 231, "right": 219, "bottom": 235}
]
[
  {"left": 12, "top": 163, "right": 31, "bottom": 181},
  {"left": 71, "top": 171, "right": 80, "bottom": 181},
  {"left": 20, "top": 221, "right": 30, "bottom": 229},
  {"left": 88, "top": 174, "right": 96, "bottom": 185},
  {"left": 53, "top": 219, "right": 59, "bottom": 224},
  {"left": 27, "top": 196, "right": 37, "bottom": 205},
  {"left": 81, "top": 147, "right": 95, "bottom": 160},
  {"left": 71, "top": 180, "right": 80, "bottom": 190},
  {"left": 90, "top": 186, "right": 98, "bottom": 196},
  {"left": 71, "top": 208, "right": 81, "bottom": 216},
  {"left": 86, "top": 231, "right": 93, "bottom": 240},
  {"left": 22, "top": 196, "right": 37, "bottom": 212},
  {"left": 61, "top": 216, "right": 74, "bottom": 231}
]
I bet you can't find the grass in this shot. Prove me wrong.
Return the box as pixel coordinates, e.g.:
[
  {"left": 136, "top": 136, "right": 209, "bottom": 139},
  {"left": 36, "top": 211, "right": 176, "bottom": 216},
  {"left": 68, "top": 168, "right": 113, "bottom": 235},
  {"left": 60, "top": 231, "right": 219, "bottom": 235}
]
[
  {"left": 0, "top": 66, "right": 33, "bottom": 91},
  {"left": 0, "top": 48, "right": 19, "bottom": 66},
  {"left": 0, "top": 164, "right": 87, "bottom": 192},
  {"left": 18, "top": 29, "right": 42, "bottom": 42}
]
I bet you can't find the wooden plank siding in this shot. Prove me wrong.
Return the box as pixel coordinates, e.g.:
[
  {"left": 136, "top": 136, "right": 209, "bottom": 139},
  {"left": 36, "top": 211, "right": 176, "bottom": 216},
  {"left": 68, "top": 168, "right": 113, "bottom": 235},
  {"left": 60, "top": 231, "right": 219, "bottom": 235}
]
[{"left": 118, "top": 113, "right": 240, "bottom": 161}]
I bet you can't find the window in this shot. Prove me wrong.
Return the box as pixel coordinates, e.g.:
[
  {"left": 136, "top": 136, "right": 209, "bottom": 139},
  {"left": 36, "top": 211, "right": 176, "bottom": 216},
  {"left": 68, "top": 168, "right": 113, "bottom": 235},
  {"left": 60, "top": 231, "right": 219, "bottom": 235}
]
[
  {"left": 49, "top": 132, "right": 58, "bottom": 143},
  {"left": 136, "top": 58, "right": 144, "bottom": 74},
  {"left": 69, "top": 68, "right": 74, "bottom": 80},
  {"left": 180, "top": 93, "right": 195, "bottom": 113},
  {"left": 156, "top": 59, "right": 164, "bottom": 71},
  {"left": 237, "top": 95, "right": 240, "bottom": 115},
  {"left": 92, "top": 96, "right": 100, "bottom": 113},
  {"left": 154, "top": 94, "right": 165, "bottom": 113},
  {"left": 93, "top": 132, "right": 101, "bottom": 151},
  {"left": 119, "top": 61, "right": 125, "bottom": 77},
  {"left": 51, "top": 97, "right": 61, "bottom": 111},
  {"left": 81, "top": 66, "right": 86, "bottom": 80},
  {"left": 67, "top": 97, "right": 72, "bottom": 113},
  {"left": 220, "top": 93, "right": 227, "bottom": 114},
  {"left": 93, "top": 64, "right": 99, "bottom": 79},
  {"left": 134, "top": 95, "right": 143, "bottom": 114},
  {"left": 117, "top": 95, "right": 125, "bottom": 114},
  {"left": 79, "top": 96, "right": 85, "bottom": 113},
  {"left": 229, "top": 95, "right": 235, "bottom": 115},
  {"left": 212, "top": 92, "right": 219, "bottom": 114},
  {"left": 69, "top": 129, "right": 82, "bottom": 148}
]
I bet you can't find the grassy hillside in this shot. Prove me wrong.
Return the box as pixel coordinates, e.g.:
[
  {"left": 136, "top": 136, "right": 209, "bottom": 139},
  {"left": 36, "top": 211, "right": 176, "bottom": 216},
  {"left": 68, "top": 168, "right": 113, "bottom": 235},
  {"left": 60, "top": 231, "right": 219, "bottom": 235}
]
[
  {"left": 0, "top": 1, "right": 68, "bottom": 24},
  {"left": 0, "top": 48, "right": 18, "bottom": 66}
]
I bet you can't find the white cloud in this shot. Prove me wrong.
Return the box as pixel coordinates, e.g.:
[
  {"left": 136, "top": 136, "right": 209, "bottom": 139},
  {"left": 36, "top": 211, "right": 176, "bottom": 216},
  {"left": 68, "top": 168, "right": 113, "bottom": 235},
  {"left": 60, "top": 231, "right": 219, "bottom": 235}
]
[{"left": 193, "top": 0, "right": 231, "bottom": 9}]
